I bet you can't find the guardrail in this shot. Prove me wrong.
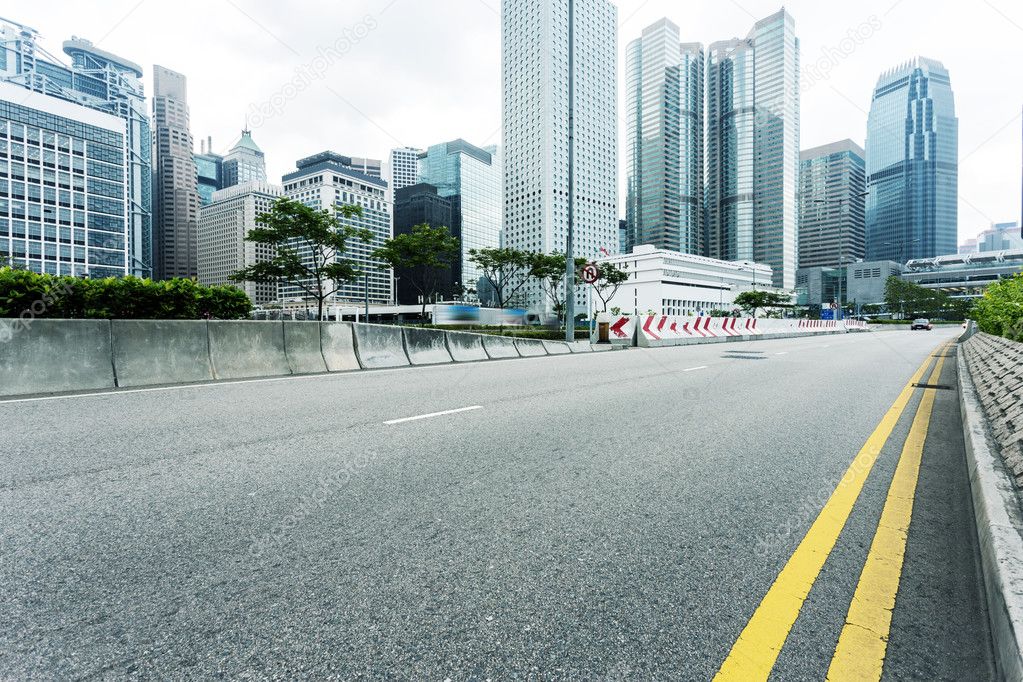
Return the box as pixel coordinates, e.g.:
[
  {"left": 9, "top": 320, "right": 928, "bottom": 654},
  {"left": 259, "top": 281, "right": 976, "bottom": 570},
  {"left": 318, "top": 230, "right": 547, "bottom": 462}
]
[{"left": 0, "top": 320, "right": 602, "bottom": 399}]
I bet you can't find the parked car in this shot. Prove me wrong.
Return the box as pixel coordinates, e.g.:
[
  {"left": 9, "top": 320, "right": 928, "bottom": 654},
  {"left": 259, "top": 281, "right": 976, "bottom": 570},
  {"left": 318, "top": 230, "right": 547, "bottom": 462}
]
[{"left": 911, "top": 318, "right": 933, "bottom": 331}]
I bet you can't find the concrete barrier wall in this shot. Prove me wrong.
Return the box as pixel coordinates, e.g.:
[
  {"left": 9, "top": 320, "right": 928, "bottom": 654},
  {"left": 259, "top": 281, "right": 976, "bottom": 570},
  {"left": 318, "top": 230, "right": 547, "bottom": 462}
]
[
  {"left": 352, "top": 323, "right": 410, "bottom": 369},
  {"left": 209, "top": 320, "right": 291, "bottom": 380},
  {"left": 482, "top": 334, "right": 520, "bottom": 359},
  {"left": 403, "top": 327, "right": 453, "bottom": 366},
  {"left": 112, "top": 320, "right": 213, "bottom": 388},
  {"left": 283, "top": 322, "right": 328, "bottom": 375},
  {"left": 446, "top": 331, "right": 488, "bottom": 362},
  {"left": 0, "top": 319, "right": 115, "bottom": 396},
  {"left": 515, "top": 338, "right": 548, "bottom": 357},
  {"left": 320, "top": 323, "right": 361, "bottom": 372},
  {"left": 542, "top": 340, "right": 572, "bottom": 355}
]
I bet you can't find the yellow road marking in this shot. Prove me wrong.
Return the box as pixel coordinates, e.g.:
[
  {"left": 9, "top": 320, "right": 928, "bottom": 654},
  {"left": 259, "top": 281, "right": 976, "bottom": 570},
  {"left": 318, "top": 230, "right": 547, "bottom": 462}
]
[
  {"left": 826, "top": 343, "right": 951, "bottom": 681},
  {"left": 713, "top": 343, "right": 945, "bottom": 681}
]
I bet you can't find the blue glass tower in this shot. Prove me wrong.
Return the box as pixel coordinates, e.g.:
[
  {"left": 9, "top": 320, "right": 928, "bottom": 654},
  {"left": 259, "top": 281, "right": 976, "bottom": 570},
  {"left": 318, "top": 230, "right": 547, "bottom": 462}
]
[{"left": 865, "top": 58, "right": 958, "bottom": 262}]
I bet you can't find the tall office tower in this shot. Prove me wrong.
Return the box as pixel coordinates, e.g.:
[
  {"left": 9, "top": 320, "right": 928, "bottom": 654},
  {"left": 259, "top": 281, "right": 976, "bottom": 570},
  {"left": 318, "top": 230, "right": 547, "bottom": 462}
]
[
  {"left": 418, "top": 139, "right": 502, "bottom": 301},
  {"left": 502, "top": 0, "right": 619, "bottom": 312},
  {"left": 195, "top": 137, "right": 224, "bottom": 206},
  {"left": 222, "top": 129, "right": 266, "bottom": 187},
  {"left": 281, "top": 152, "right": 392, "bottom": 306},
  {"left": 152, "top": 65, "right": 200, "bottom": 280},
  {"left": 393, "top": 183, "right": 458, "bottom": 304},
  {"left": 0, "top": 19, "right": 153, "bottom": 277},
  {"left": 865, "top": 58, "right": 957, "bottom": 262},
  {"left": 197, "top": 181, "right": 281, "bottom": 305},
  {"left": 706, "top": 8, "right": 800, "bottom": 289},
  {"left": 798, "top": 140, "right": 866, "bottom": 269},
  {"left": 625, "top": 19, "right": 703, "bottom": 254},
  {"left": 388, "top": 147, "right": 421, "bottom": 193},
  {"left": 0, "top": 82, "right": 130, "bottom": 277}
]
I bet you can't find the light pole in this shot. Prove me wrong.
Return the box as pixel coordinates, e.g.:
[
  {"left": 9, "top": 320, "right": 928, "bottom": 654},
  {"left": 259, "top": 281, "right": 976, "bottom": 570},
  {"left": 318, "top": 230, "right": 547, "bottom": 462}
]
[{"left": 563, "top": 0, "right": 576, "bottom": 342}]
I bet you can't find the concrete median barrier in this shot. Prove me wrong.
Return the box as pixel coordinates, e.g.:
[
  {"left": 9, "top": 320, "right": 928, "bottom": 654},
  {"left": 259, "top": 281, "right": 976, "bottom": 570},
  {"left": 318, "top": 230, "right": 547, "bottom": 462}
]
[
  {"left": 482, "top": 334, "right": 520, "bottom": 359},
  {"left": 0, "top": 318, "right": 115, "bottom": 397},
  {"left": 446, "top": 331, "right": 488, "bottom": 362},
  {"left": 568, "top": 341, "right": 593, "bottom": 353},
  {"left": 283, "top": 322, "right": 328, "bottom": 375},
  {"left": 515, "top": 338, "right": 548, "bottom": 357},
  {"left": 112, "top": 320, "right": 213, "bottom": 388},
  {"left": 208, "top": 320, "right": 291, "bottom": 380},
  {"left": 353, "top": 324, "right": 410, "bottom": 369},
  {"left": 320, "top": 323, "right": 361, "bottom": 372},
  {"left": 404, "top": 327, "right": 453, "bottom": 365},
  {"left": 542, "top": 340, "right": 572, "bottom": 355}
]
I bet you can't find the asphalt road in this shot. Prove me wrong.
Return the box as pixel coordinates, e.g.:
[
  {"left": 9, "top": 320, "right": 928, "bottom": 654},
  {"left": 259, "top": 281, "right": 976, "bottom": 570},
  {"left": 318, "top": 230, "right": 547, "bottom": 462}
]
[{"left": 0, "top": 329, "right": 994, "bottom": 680}]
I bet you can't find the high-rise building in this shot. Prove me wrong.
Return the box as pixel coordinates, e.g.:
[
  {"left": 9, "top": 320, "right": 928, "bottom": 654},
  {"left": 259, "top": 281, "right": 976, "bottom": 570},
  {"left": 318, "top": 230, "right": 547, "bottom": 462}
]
[
  {"left": 625, "top": 19, "right": 703, "bottom": 255},
  {"left": 798, "top": 140, "right": 866, "bottom": 269},
  {"left": 706, "top": 9, "right": 800, "bottom": 289},
  {"left": 281, "top": 151, "right": 392, "bottom": 306},
  {"left": 388, "top": 147, "right": 421, "bottom": 194},
  {"left": 393, "top": 183, "right": 458, "bottom": 305},
  {"left": 502, "top": 0, "right": 619, "bottom": 312},
  {"left": 197, "top": 180, "right": 281, "bottom": 305},
  {"left": 0, "top": 82, "right": 130, "bottom": 277},
  {"left": 195, "top": 137, "right": 223, "bottom": 206},
  {"left": 222, "top": 129, "right": 266, "bottom": 188},
  {"left": 418, "top": 139, "right": 502, "bottom": 301},
  {"left": 151, "top": 65, "right": 200, "bottom": 280},
  {"left": 0, "top": 19, "right": 152, "bottom": 277},
  {"left": 974, "top": 221, "right": 1023, "bottom": 252},
  {"left": 865, "top": 58, "right": 957, "bottom": 262}
]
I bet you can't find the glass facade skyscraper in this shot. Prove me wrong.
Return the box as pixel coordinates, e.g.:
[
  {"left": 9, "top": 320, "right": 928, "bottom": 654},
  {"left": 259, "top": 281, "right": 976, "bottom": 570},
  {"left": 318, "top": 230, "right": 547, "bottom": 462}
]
[
  {"left": 0, "top": 20, "right": 152, "bottom": 277},
  {"left": 798, "top": 139, "right": 866, "bottom": 269},
  {"left": 222, "top": 130, "right": 266, "bottom": 188},
  {"left": 625, "top": 19, "right": 703, "bottom": 255},
  {"left": 865, "top": 58, "right": 958, "bottom": 262},
  {"left": 418, "top": 139, "right": 502, "bottom": 300},
  {"left": 705, "top": 9, "right": 799, "bottom": 289}
]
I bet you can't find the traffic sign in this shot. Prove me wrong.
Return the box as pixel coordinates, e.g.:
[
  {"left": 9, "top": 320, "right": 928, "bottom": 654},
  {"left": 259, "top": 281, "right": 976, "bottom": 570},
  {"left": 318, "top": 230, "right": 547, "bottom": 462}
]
[{"left": 581, "top": 262, "right": 599, "bottom": 284}]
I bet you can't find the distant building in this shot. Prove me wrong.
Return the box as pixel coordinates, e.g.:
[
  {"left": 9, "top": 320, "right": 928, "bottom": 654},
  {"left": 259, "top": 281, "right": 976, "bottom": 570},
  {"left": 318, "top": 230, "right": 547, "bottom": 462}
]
[
  {"left": 197, "top": 181, "right": 281, "bottom": 305},
  {"left": 418, "top": 139, "right": 502, "bottom": 301},
  {"left": 866, "top": 58, "right": 958, "bottom": 261},
  {"left": 798, "top": 140, "right": 866, "bottom": 269},
  {"left": 596, "top": 245, "right": 773, "bottom": 317},
  {"left": 392, "top": 183, "right": 458, "bottom": 305},
  {"left": 976, "top": 222, "right": 1023, "bottom": 252},
  {"left": 619, "top": 219, "right": 628, "bottom": 256},
  {"left": 388, "top": 147, "right": 421, "bottom": 194},
  {"left": 902, "top": 249, "right": 1023, "bottom": 299},
  {"left": 281, "top": 151, "right": 392, "bottom": 307},
  {"left": 625, "top": 19, "right": 703, "bottom": 255},
  {"left": 797, "top": 260, "right": 901, "bottom": 308},
  {"left": 195, "top": 137, "right": 223, "bottom": 206},
  {"left": 959, "top": 238, "right": 979, "bottom": 255},
  {"left": 0, "top": 19, "right": 152, "bottom": 277},
  {"left": 222, "top": 129, "right": 266, "bottom": 187},
  {"left": 0, "top": 81, "right": 130, "bottom": 277},
  {"left": 151, "top": 65, "right": 200, "bottom": 280}
]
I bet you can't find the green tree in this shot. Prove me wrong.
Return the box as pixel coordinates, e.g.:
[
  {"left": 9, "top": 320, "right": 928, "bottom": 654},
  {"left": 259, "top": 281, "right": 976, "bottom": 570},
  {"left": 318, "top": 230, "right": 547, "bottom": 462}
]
[
  {"left": 528, "top": 252, "right": 587, "bottom": 324},
  {"left": 590, "top": 262, "right": 630, "bottom": 313},
  {"left": 372, "top": 224, "right": 460, "bottom": 319},
  {"left": 973, "top": 273, "right": 1023, "bottom": 340},
  {"left": 733, "top": 290, "right": 791, "bottom": 318},
  {"left": 884, "top": 276, "right": 968, "bottom": 320},
  {"left": 231, "top": 198, "right": 371, "bottom": 320},
  {"left": 468, "top": 247, "right": 532, "bottom": 309}
]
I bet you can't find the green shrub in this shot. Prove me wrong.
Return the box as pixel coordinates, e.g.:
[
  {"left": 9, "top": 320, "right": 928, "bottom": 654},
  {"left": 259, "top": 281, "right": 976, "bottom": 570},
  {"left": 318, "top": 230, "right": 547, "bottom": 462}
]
[
  {"left": 973, "top": 274, "right": 1023, "bottom": 341},
  {"left": 0, "top": 267, "right": 252, "bottom": 320}
]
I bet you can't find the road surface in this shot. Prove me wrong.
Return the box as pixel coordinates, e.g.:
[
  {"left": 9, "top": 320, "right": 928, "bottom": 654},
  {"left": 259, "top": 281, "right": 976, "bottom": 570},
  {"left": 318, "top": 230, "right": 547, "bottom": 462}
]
[{"left": 0, "top": 329, "right": 994, "bottom": 679}]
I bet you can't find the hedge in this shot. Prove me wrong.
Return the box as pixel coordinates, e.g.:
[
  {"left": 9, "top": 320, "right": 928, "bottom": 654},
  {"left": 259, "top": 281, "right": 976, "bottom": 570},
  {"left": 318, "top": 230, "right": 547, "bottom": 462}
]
[
  {"left": 973, "top": 273, "right": 1023, "bottom": 341},
  {"left": 0, "top": 267, "right": 252, "bottom": 320}
]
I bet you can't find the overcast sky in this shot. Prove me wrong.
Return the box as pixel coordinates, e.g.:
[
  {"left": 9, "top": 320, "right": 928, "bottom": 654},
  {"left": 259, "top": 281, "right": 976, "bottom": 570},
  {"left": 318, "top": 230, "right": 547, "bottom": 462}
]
[{"left": 14, "top": 0, "right": 1023, "bottom": 242}]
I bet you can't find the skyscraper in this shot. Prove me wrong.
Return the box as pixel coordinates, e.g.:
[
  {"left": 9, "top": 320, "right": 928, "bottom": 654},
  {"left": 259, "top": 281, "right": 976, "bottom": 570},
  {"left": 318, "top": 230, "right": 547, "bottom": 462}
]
[
  {"left": 393, "top": 183, "right": 458, "bottom": 305},
  {"left": 222, "top": 129, "right": 266, "bottom": 188},
  {"left": 502, "top": 0, "right": 619, "bottom": 311},
  {"left": 152, "top": 65, "right": 200, "bottom": 280},
  {"left": 195, "top": 137, "right": 223, "bottom": 206},
  {"left": 418, "top": 139, "right": 502, "bottom": 300},
  {"left": 625, "top": 19, "right": 703, "bottom": 255},
  {"left": 865, "top": 58, "right": 957, "bottom": 262},
  {"left": 0, "top": 19, "right": 152, "bottom": 277},
  {"left": 706, "top": 8, "right": 800, "bottom": 289},
  {"left": 388, "top": 147, "right": 421, "bottom": 194},
  {"left": 798, "top": 140, "right": 866, "bottom": 269}
]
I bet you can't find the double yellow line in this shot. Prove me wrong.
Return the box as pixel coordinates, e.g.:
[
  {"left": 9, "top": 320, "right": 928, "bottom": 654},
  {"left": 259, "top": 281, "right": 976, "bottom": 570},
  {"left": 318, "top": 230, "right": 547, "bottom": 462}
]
[{"left": 714, "top": 341, "right": 953, "bottom": 681}]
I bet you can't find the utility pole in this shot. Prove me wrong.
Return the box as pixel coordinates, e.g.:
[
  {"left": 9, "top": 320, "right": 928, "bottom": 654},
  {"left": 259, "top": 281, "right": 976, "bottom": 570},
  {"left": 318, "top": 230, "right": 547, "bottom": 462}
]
[
  {"left": 564, "top": 0, "right": 576, "bottom": 343},
  {"left": 364, "top": 271, "right": 369, "bottom": 321}
]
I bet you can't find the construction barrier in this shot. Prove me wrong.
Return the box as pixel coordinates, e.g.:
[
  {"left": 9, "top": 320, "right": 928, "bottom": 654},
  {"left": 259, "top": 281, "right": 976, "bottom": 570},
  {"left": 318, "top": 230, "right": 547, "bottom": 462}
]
[
  {"left": 482, "top": 334, "right": 520, "bottom": 359},
  {"left": 320, "top": 323, "right": 361, "bottom": 372},
  {"left": 446, "top": 331, "right": 489, "bottom": 362},
  {"left": 593, "top": 315, "right": 636, "bottom": 346},
  {"left": 0, "top": 319, "right": 115, "bottom": 396},
  {"left": 515, "top": 338, "right": 548, "bottom": 357},
  {"left": 112, "top": 320, "right": 213, "bottom": 388},
  {"left": 542, "top": 340, "right": 572, "bottom": 355},
  {"left": 209, "top": 320, "right": 291, "bottom": 380},
  {"left": 283, "top": 322, "right": 329, "bottom": 375},
  {"left": 403, "top": 327, "right": 453, "bottom": 366},
  {"left": 352, "top": 323, "right": 410, "bottom": 369}
]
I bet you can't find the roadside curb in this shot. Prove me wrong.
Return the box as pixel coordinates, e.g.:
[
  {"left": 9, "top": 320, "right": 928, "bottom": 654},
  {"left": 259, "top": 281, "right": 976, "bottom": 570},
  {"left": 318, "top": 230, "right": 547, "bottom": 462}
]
[{"left": 957, "top": 345, "right": 1023, "bottom": 682}]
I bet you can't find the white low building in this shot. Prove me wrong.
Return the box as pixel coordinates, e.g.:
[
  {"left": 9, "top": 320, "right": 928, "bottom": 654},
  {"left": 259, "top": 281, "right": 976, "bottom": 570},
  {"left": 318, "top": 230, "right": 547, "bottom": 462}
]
[{"left": 594, "top": 245, "right": 777, "bottom": 317}]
